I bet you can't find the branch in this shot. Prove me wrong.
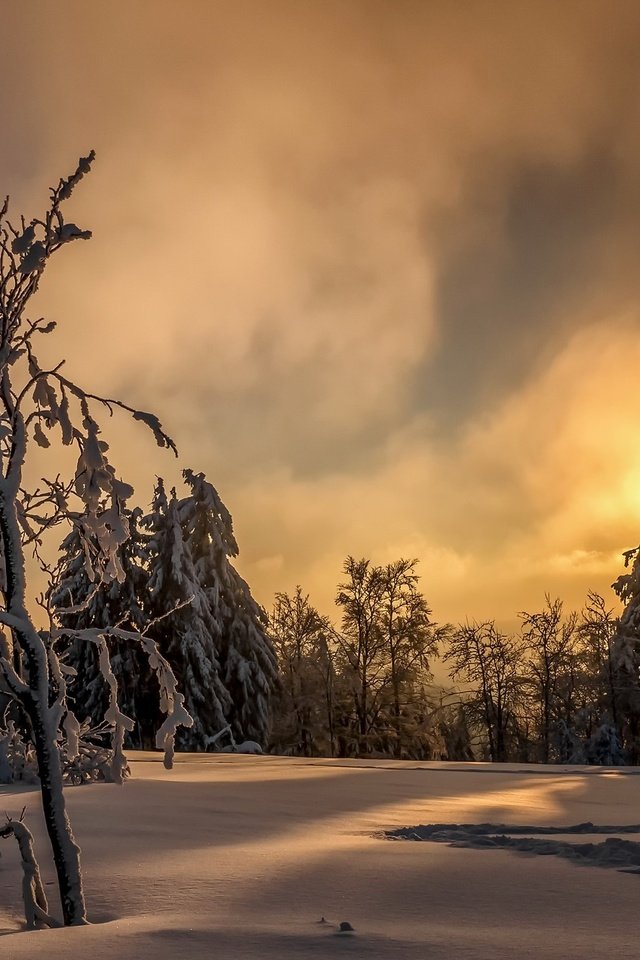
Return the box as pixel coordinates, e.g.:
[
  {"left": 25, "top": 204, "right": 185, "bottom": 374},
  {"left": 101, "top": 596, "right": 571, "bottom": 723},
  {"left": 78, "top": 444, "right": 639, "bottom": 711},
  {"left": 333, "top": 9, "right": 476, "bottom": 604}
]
[
  {"left": 0, "top": 816, "right": 61, "bottom": 929},
  {"left": 52, "top": 373, "right": 177, "bottom": 455},
  {"left": 13, "top": 361, "right": 65, "bottom": 419},
  {"left": 0, "top": 656, "right": 30, "bottom": 699},
  {"left": 0, "top": 608, "right": 34, "bottom": 635},
  {"left": 49, "top": 620, "right": 193, "bottom": 769}
]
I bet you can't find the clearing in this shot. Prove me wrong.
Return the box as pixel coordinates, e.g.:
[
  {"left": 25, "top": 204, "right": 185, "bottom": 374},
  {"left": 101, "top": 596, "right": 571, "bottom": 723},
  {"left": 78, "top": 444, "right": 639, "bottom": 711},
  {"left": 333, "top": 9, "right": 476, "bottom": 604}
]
[{"left": 1, "top": 755, "right": 637, "bottom": 958}]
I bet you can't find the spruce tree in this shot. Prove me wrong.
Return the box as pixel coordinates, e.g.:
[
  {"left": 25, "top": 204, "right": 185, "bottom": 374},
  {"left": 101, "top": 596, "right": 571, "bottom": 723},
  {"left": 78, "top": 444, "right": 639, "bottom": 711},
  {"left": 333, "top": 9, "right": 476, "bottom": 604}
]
[
  {"left": 177, "top": 469, "right": 277, "bottom": 745},
  {"left": 612, "top": 545, "right": 640, "bottom": 761},
  {"left": 144, "top": 478, "right": 231, "bottom": 749},
  {"left": 54, "top": 472, "right": 277, "bottom": 752},
  {"left": 51, "top": 508, "right": 157, "bottom": 747}
]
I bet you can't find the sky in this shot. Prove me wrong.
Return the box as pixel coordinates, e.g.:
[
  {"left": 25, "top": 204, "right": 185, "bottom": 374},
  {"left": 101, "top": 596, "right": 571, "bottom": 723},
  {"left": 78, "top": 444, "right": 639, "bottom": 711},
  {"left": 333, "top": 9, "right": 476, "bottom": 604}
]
[{"left": 2, "top": 0, "right": 640, "bottom": 628}]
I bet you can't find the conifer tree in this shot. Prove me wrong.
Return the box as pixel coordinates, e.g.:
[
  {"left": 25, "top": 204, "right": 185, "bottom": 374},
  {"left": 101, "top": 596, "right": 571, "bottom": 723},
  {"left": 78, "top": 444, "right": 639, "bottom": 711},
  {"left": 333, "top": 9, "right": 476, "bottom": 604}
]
[
  {"left": 51, "top": 508, "right": 157, "bottom": 747},
  {"left": 177, "top": 469, "right": 277, "bottom": 745},
  {"left": 612, "top": 545, "right": 640, "bottom": 761},
  {"left": 144, "top": 479, "right": 232, "bottom": 749},
  {"left": 54, "top": 472, "right": 277, "bottom": 752}
]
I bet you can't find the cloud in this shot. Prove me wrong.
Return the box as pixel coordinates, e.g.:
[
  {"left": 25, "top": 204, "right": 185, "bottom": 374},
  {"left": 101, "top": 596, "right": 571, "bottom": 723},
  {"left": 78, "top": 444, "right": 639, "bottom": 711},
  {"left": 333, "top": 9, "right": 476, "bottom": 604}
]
[
  {"left": 2, "top": 1, "right": 640, "bottom": 626},
  {"left": 230, "top": 317, "right": 640, "bottom": 625}
]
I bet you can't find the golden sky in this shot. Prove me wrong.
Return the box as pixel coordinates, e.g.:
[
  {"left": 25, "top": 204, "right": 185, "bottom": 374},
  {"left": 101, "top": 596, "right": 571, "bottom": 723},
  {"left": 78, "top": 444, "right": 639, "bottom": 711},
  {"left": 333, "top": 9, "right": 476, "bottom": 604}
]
[{"left": 3, "top": 1, "right": 640, "bottom": 627}]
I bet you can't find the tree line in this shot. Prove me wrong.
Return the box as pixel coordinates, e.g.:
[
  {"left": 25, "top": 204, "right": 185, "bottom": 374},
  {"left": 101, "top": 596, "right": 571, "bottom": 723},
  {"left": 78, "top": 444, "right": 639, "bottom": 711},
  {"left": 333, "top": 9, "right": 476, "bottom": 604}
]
[
  {"left": 269, "top": 551, "right": 640, "bottom": 765},
  {"left": 52, "top": 527, "right": 640, "bottom": 766},
  {"left": 50, "top": 478, "right": 640, "bottom": 767}
]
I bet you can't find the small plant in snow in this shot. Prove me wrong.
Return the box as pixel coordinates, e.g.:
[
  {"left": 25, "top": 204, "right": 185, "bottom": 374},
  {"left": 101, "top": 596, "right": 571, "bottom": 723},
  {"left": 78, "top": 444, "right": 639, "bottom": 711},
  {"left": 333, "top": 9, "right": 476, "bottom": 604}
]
[
  {"left": 0, "top": 716, "right": 38, "bottom": 783},
  {"left": 0, "top": 807, "right": 61, "bottom": 929},
  {"left": 207, "top": 722, "right": 263, "bottom": 754},
  {"left": 0, "top": 154, "right": 192, "bottom": 926}
]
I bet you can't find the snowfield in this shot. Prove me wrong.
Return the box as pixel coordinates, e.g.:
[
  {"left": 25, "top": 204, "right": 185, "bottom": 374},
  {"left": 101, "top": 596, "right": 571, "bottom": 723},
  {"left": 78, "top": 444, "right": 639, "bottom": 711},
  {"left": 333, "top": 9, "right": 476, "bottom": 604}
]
[{"left": 1, "top": 755, "right": 639, "bottom": 958}]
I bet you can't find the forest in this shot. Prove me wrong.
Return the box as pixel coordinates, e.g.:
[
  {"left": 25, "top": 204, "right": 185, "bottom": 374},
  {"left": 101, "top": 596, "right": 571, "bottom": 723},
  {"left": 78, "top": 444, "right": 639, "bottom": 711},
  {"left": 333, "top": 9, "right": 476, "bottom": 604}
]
[{"left": 47, "top": 472, "right": 640, "bottom": 768}]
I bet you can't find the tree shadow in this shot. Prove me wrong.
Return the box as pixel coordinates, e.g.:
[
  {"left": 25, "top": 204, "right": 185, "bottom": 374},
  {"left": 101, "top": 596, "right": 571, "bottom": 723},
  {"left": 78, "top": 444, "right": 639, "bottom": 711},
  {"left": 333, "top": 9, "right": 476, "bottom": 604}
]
[{"left": 2, "top": 757, "right": 638, "bottom": 948}]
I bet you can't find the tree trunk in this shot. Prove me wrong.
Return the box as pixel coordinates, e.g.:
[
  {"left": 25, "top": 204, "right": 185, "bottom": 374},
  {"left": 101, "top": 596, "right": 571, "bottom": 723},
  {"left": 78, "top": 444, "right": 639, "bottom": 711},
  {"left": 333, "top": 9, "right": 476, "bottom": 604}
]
[
  {"left": 0, "top": 480, "right": 86, "bottom": 926},
  {"left": 359, "top": 674, "right": 368, "bottom": 749},
  {"left": 322, "top": 654, "right": 335, "bottom": 758},
  {"left": 26, "top": 697, "right": 87, "bottom": 925}
]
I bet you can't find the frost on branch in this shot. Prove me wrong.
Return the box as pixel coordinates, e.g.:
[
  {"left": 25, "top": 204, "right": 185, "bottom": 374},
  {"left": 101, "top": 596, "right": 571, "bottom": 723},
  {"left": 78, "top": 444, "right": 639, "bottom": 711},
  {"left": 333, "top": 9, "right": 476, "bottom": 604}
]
[
  {"left": 0, "top": 152, "right": 183, "bottom": 926},
  {"left": 0, "top": 719, "right": 37, "bottom": 784},
  {"left": 138, "top": 629, "right": 195, "bottom": 769},
  {"left": 51, "top": 507, "right": 159, "bottom": 749},
  {"left": 132, "top": 410, "right": 178, "bottom": 454},
  {"left": 49, "top": 624, "right": 194, "bottom": 774},
  {"left": 97, "top": 638, "right": 135, "bottom": 783}
]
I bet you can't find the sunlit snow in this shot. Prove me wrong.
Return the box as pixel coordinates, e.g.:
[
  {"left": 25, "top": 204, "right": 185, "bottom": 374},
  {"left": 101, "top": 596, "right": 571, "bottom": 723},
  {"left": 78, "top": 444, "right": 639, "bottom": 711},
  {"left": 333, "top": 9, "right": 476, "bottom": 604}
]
[{"left": 1, "top": 755, "right": 638, "bottom": 958}]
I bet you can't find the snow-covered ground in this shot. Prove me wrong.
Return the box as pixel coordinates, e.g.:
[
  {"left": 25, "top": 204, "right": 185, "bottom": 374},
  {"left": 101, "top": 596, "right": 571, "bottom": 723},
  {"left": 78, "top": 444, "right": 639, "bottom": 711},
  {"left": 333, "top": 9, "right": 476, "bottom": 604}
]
[{"left": 1, "top": 755, "right": 639, "bottom": 958}]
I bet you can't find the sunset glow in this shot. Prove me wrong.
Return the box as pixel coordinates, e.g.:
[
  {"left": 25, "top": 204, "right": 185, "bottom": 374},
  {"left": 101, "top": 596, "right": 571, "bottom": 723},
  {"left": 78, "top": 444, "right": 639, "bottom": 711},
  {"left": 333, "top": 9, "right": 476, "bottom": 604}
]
[{"left": 3, "top": 1, "right": 640, "bottom": 626}]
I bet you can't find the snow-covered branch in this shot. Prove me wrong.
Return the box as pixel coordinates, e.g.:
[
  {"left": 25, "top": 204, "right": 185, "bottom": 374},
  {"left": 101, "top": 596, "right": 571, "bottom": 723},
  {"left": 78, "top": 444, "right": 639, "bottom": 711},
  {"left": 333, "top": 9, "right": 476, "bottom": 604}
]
[
  {"left": 0, "top": 812, "right": 61, "bottom": 929},
  {"left": 50, "top": 623, "right": 194, "bottom": 770}
]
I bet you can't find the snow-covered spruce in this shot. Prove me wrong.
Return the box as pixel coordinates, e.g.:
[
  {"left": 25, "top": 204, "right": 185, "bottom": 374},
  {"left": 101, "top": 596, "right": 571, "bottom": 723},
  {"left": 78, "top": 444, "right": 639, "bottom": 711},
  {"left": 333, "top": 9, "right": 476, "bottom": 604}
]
[
  {"left": 143, "top": 478, "right": 232, "bottom": 750},
  {"left": 177, "top": 469, "right": 278, "bottom": 747},
  {"left": 612, "top": 545, "right": 640, "bottom": 762},
  {"left": 51, "top": 508, "right": 158, "bottom": 749},
  {"left": 55, "top": 471, "right": 278, "bottom": 753}
]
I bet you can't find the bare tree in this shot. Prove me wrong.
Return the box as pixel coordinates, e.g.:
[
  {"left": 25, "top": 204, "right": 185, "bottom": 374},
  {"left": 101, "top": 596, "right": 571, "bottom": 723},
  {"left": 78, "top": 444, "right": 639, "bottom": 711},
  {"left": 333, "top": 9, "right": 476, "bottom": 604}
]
[
  {"left": 444, "top": 622, "right": 522, "bottom": 762},
  {"left": 378, "top": 559, "right": 439, "bottom": 757},
  {"left": 335, "top": 557, "right": 386, "bottom": 750},
  {"left": 520, "top": 596, "right": 578, "bottom": 762},
  {"left": 577, "top": 591, "right": 619, "bottom": 738},
  {"left": 0, "top": 155, "right": 190, "bottom": 926},
  {"left": 269, "top": 587, "right": 335, "bottom": 755},
  {"left": 334, "top": 557, "right": 442, "bottom": 757}
]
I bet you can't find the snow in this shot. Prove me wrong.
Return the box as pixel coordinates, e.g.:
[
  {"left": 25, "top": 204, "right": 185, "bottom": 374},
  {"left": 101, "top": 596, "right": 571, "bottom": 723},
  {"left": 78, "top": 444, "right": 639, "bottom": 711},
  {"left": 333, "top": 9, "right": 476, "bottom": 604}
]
[
  {"left": 1, "top": 756, "right": 639, "bottom": 958},
  {"left": 385, "top": 821, "right": 640, "bottom": 869}
]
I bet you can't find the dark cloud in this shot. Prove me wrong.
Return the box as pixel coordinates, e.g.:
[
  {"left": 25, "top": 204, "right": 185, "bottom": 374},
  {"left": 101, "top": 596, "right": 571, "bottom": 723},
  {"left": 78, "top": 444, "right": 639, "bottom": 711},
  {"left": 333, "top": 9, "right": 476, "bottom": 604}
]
[{"left": 418, "top": 145, "right": 631, "bottom": 431}]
